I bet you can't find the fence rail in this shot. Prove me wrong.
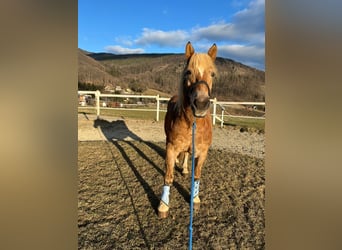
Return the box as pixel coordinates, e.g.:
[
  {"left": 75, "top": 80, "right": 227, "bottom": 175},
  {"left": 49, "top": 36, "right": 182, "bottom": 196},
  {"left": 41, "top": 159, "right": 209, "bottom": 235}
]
[
  {"left": 78, "top": 90, "right": 265, "bottom": 127},
  {"left": 211, "top": 99, "right": 265, "bottom": 127}
]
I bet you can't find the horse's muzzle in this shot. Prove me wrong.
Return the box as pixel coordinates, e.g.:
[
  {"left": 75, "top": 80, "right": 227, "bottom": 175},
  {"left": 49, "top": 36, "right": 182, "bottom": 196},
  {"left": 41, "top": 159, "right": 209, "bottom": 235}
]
[
  {"left": 189, "top": 81, "right": 211, "bottom": 117},
  {"left": 191, "top": 96, "right": 210, "bottom": 117}
]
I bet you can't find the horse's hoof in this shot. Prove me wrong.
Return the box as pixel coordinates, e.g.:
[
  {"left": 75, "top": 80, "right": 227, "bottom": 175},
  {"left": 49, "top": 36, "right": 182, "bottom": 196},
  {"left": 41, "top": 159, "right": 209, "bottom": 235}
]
[
  {"left": 182, "top": 172, "right": 189, "bottom": 176},
  {"left": 158, "top": 202, "right": 169, "bottom": 218},
  {"left": 158, "top": 210, "right": 169, "bottom": 218},
  {"left": 193, "top": 196, "right": 201, "bottom": 211}
]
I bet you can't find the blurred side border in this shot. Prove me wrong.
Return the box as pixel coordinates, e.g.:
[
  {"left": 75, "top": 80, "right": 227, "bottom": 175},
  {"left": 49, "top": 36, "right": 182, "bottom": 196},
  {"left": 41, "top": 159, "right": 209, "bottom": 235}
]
[{"left": 0, "top": 0, "right": 341, "bottom": 249}]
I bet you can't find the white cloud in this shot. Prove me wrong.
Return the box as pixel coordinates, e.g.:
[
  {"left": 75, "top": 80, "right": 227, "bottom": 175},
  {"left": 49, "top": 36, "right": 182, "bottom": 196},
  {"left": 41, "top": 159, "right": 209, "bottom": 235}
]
[
  {"left": 105, "top": 0, "right": 264, "bottom": 69},
  {"left": 135, "top": 28, "right": 189, "bottom": 47},
  {"left": 192, "top": 0, "right": 264, "bottom": 44},
  {"left": 192, "top": 22, "right": 264, "bottom": 45},
  {"left": 219, "top": 44, "right": 265, "bottom": 69},
  {"left": 192, "top": 22, "right": 238, "bottom": 41},
  {"left": 220, "top": 44, "right": 264, "bottom": 59},
  {"left": 104, "top": 45, "right": 144, "bottom": 54},
  {"left": 233, "top": 0, "right": 264, "bottom": 36},
  {"left": 114, "top": 36, "right": 133, "bottom": 47}
]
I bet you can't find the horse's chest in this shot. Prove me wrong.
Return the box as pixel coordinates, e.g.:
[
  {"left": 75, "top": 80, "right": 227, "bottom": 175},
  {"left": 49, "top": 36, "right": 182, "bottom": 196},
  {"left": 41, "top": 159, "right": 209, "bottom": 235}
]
[
  {"left": 195, "top": 126, "right": 212, "bottom": 145},
  {"left": 172, "top": 125, "right": 212, "bottom": 152}
]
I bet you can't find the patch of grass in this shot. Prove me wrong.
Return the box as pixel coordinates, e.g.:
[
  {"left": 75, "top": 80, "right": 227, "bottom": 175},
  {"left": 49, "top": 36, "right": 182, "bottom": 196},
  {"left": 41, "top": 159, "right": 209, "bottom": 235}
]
[
  {"left": 223, "top": 116, "right": 265, "bottom": 131},
  {"left": 78, "top": 107, "right": 167, "bottom": 121},
  {"left": 78, "top": 107, "right": 265, "bottom": 130},
  {"left": 142, "top": 88, "right": 171, "bottom": 98}
]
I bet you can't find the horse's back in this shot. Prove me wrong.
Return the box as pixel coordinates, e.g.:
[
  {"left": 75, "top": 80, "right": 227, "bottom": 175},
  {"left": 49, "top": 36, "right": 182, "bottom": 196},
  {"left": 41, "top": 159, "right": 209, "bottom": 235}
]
[
  {"left": 164, "top": 95, "right": 178, "bottom": 133},
  {"left": 167, "top": 95, "right": 178, "bottom": 112}
]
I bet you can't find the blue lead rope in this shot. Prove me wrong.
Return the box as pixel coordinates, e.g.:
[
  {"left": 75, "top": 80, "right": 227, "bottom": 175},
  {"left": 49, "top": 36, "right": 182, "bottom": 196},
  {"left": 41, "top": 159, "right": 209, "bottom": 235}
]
[{"left": 189, "top": 119, "right": 196, "bottom": 250}]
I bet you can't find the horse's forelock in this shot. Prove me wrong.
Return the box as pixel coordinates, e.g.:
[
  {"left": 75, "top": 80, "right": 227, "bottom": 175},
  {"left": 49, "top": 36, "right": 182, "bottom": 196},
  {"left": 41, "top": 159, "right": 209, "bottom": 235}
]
[{"left": 188, "top": 53, "right": 217, "bottom": 77}]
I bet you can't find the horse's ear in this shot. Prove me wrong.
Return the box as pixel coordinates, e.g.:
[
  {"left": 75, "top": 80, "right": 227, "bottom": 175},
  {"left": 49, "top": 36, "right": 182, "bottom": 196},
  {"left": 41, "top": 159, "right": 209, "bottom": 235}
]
[
  {"left": 185, "top": 41, "right": 195, "bottom": 60},
  {"left": 208, "top": 43, "right": 217, "bottom": 61}
]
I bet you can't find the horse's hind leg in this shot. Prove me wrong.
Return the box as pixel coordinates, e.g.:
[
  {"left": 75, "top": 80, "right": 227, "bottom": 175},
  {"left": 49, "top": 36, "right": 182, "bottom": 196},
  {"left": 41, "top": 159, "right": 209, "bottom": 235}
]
[
  {"left": 181, "top": 152, "right": 189, "bottom": 175},
  {"left": 176, "top": 152, "right": 189, "bottom": 175}
]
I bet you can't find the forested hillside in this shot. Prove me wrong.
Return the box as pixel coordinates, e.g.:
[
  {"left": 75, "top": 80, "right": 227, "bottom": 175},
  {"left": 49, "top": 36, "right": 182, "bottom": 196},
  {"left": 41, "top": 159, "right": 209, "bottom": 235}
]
[{"left": 78, "top": 49, "right": 265, "bottom": 101}]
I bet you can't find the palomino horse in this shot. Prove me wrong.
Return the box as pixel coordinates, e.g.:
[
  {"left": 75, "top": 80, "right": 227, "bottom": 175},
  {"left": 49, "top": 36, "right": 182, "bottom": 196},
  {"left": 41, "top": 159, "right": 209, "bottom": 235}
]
[{"left": 158, "top": 42, "right": 217, "bottom": 218}]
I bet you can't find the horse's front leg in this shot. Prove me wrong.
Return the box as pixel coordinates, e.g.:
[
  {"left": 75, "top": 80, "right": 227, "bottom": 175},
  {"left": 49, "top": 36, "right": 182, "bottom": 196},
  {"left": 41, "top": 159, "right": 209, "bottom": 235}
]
[
  {"left": 158, "top": 143, "right": 176, "bottom": 218},
  {"left": 192, "top": 149, "right": 209, "bottom": 210}
]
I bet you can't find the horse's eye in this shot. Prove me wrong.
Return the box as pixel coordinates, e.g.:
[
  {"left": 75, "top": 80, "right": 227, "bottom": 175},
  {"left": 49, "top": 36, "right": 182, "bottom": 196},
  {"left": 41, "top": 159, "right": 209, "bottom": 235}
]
[
  {"left": 211, "top": 72, "right": 216, "bottom": 77},
  {"left": 185, "top": 70, "right": 191, "bottom": 76}
]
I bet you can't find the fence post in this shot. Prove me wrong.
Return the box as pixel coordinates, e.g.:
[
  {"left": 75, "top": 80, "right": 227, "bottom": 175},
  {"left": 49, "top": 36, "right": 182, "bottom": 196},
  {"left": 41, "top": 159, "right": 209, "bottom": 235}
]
[
  {"left": 156, "top": 95, "right": 160, "bottom": 121},
  {"left": 212, "top": 97, "right": 217, "bottom": 125},
  {"left": 95, "top": 90, "right": 100, "bottom": 118}
]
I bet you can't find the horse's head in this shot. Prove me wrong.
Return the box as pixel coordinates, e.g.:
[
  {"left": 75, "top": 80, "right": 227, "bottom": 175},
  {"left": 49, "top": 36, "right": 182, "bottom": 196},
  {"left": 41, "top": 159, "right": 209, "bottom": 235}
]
[{"left": 183, "top": 42, "right": 217, "bottom": 118}]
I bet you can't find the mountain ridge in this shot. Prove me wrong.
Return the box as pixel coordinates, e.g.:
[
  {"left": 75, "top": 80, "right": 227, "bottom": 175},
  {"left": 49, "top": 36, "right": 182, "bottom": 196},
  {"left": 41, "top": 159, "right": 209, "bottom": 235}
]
[{"left": 78, "top": 48, "right": 265, "bottom": 101}]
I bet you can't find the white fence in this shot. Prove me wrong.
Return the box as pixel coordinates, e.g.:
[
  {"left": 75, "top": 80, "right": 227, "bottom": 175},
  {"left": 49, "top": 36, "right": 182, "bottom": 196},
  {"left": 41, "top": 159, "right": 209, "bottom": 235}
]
[
  {"left": 78, "top": 90, "right": 265, "bottom": 127},
  {"left": 211, "top": 99, "right": 265, "bottom": 127}
]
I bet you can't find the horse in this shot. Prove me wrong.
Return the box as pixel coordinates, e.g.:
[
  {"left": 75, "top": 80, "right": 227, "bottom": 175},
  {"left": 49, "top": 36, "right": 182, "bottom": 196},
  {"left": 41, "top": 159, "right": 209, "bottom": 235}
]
[{"left": 158, "top": 42, "right": 218, "bottom": 218}]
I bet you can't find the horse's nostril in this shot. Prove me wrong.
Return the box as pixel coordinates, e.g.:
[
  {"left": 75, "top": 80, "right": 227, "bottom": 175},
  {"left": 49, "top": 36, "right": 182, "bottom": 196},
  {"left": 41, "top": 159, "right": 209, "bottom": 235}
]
[
  {"left": 204, "top": 100, "right": 210, "bottom": 109},
  {"left": 194, "top": 97, "right": 210, "bottom": 110}
]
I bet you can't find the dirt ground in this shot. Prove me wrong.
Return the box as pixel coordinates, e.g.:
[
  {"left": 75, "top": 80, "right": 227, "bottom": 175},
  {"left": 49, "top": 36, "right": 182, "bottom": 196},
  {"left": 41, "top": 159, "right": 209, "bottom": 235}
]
[
  {"left": 78, "top": 114, "right": 265, "bottom": 249},
  {"left": 78, "top": 113, "right": 265, "bottom": 159}
]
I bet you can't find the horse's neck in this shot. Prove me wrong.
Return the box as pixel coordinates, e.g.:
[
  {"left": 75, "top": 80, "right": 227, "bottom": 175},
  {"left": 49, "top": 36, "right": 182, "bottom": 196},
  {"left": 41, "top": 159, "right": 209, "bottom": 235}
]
[
  {"left": 177, "top": 89, "right": 195, "bottom": 125},
  {"left": 179, "top": 102, "right": 194, "bottom": 126}
]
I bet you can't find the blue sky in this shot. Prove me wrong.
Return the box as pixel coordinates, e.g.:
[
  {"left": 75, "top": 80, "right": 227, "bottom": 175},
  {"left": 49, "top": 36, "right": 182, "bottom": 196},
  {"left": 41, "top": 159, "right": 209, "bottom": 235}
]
[{"left": 78, "top": 0, "right": 264, "bottom": 70}]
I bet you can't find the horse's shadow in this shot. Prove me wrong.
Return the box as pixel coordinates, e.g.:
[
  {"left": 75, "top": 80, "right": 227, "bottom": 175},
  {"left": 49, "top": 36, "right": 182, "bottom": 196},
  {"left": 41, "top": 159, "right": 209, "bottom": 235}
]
[
  {"left": 94, "top": 118, "right": 141, "bottom": 141},
  {"left": 93, "top": 118, "right": 189, "bottom": 211}
]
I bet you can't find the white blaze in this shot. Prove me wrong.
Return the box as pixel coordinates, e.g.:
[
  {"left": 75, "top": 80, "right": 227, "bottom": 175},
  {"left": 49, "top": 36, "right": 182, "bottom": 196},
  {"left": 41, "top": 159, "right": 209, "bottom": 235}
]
[{"left": 198, "top": 66, "right": 204, "bottom": 78}]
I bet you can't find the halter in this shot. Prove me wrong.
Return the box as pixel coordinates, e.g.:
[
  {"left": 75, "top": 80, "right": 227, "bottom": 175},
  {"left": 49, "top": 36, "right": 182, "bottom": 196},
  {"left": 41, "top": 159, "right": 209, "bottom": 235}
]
[{"left": 188, "top": 80, "right": 211, "bottom": 97}]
